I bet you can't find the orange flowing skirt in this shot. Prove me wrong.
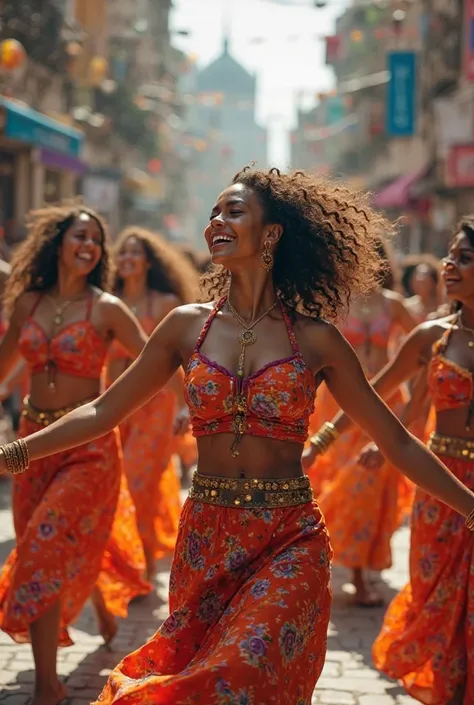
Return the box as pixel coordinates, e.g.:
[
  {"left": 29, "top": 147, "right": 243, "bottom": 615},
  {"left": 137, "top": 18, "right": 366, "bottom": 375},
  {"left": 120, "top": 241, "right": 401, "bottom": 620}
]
[
  {"left": 316, "top": 390, "right": 414, "bottom": 571},
  {"left": 95, "top": 495, "right": 332, "bottom": 705},
  {"left": 120, "top": 388, "right": 181, "bottom": 560},
  {"left": 373, "top": 454, "right": 474, "bottom": 705},
  {"left": 0, "top": 419, "right": 148, "bottom": 646}
]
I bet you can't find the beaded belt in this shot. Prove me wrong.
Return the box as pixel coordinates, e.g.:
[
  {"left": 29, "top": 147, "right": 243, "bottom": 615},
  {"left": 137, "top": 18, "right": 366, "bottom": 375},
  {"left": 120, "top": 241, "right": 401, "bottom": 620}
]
[
  {"left": 22, "top": 395, "right": 96, "bottom": 427},
  {"left": 189, "top": 471, "right": 313, "bottom": 508},
  {"left": 428, "top": 432, "right": 474, "bottom": 460}
]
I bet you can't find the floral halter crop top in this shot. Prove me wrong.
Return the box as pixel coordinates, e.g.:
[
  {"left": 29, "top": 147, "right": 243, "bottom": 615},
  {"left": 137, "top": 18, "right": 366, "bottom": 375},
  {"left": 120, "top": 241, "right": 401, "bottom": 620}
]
[
  {"left": 428, "top": 324, "right": 474, "bottom": 428},
  {"left": 19, "top": 291, "right": 108, "bottom": 380},
  {"left": 184, "top": 296, "right": 316, "bottom": 450}
]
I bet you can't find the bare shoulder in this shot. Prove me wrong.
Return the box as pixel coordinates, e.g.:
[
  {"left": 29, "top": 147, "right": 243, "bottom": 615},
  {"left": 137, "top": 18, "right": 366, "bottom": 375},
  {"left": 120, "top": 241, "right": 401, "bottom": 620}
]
[
  {"left": 381, "top": 288, "right": 405, "bottom": 304},
  {"left": 150, "top": 291, "right": 181, "bottom": 319},
  {"left": 12, "top": 292, "right": 38, "bottom": 320},
  {"left": 292, "top": 313, "right": 342, "bottom": 371}
]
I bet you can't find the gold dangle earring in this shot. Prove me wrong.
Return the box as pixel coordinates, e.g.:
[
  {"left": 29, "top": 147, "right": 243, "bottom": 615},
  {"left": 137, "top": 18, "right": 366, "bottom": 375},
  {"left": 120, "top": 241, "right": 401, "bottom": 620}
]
[{"left": 261, "top": 240, "right": 274, "bottom": 271}]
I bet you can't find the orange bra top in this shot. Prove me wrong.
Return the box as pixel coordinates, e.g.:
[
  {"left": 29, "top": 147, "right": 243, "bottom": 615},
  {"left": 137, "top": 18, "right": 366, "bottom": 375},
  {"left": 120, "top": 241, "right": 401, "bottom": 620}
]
[
  {"left": 184, "top": 296, "right": 317, "bottom": 443},
  {"left": 428, "top": 326, "right": 473, "bottom": 421},
  {"left": 342, "top": 307, "right": 392, "bottom": 349},
  {"left": 19, "top": 291, "right": 108, "bottom": 380}
]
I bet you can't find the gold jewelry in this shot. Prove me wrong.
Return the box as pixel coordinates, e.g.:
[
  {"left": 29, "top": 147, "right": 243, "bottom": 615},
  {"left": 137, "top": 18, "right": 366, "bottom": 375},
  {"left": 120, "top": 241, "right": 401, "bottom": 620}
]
[
  {"left": 1, "top": 439, "right": 30, "bottom": 475},
  {"left": 260, "top": 240, "right": 274, "bottom": 271},
  {"left": 466, "top": 508, "right": 474, "bottom": 531},
  {"left": 48, "top": 292, "right": 85, "bottom": 327},
  {"left": 226, "top": 297, "right": 278, "bottom": 459},
  {"left": 310, "top": 422, "right": 339, "bottom": 454}
]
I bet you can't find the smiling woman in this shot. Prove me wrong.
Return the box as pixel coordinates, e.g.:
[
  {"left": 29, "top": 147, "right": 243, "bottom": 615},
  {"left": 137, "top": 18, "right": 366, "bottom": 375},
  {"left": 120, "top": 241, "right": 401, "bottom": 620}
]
[
  {"left": 0, "top": 203, "right": 151, "bottom": 705},
  {"left": 0, "top": 173, "right": 474, "bottom": 705}
]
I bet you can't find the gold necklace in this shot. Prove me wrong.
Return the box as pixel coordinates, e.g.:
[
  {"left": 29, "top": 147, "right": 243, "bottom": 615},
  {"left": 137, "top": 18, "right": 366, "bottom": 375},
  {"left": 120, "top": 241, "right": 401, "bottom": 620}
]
[
  {"left": 226, "top": 297, "right": 278, "bottom": 460},
  {"left": 457, "top": 311, "right": 474, "bottom": 348},
  {"left": 48, "top": 292, "right": 87, "bottom": 327},
  {"left": 227, "top": 298, "right": 278, "bottom": 379}
]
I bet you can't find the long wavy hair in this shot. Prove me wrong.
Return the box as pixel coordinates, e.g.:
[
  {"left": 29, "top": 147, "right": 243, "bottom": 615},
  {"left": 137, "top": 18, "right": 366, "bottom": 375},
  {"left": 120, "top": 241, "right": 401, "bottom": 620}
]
[
  {"left": 114, "top": 227, "right": 198, "bottom": 304},
  {"left": 200, "top": 167, "right": 393, "bottom": 320},
  {"left": 4, "top": 203, "right": 112, "bottom": 316}
]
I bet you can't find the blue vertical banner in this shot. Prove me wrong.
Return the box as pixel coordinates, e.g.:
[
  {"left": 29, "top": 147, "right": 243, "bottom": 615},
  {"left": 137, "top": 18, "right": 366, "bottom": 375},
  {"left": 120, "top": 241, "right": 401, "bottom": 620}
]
[{"left": 386, "top": 51, "right": 417, "bottom": 137}]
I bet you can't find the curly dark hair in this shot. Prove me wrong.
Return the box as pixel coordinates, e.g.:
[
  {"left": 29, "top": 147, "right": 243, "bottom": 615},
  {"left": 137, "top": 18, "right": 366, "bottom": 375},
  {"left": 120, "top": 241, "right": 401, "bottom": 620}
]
[
  {"left": 3, "top": 202, "right": 112, "bottom": 316},
  {"left": 401, "top": 253, "right": 440, "bottom": 297},
  {"left": 200, "top": 167, "right": 393, "bottom": 320},
  {"left": 114, "top": 227, "right": 198, "bottom": 304}
]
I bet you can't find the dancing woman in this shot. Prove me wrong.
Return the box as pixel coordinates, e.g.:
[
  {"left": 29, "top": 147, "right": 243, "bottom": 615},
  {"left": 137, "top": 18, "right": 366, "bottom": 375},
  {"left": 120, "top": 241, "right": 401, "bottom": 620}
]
[
  {"left": 310, "top": 218, "right": 474, "bottom": 704},
  {"left": 109, "top": 227, "right": 196, "bottom": 578},
  {"left": 0, "top": 170, "right": 473, "bottom": 705},
  {"left": 304, "top": 242, "right": 417, "bottom": 606},
  {"left": 0, "top": 205, "right": 150, "bottom": 705}
]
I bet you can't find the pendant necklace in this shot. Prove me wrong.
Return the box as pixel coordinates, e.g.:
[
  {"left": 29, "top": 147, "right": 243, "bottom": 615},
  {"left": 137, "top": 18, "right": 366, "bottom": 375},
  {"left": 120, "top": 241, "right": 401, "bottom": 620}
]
[
  {"left": 226, "top": 297, "right": 278, "bottom": 471},
  {"left": 45, "top": 292, "right": 86, "bottom": 390}
]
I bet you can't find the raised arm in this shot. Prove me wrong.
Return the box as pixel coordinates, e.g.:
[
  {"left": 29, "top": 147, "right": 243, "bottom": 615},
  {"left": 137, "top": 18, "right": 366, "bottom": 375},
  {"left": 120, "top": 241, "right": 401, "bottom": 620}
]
[
  {"left": 307, "top": 325, "right": 474, "bottom": 518},
  {"left": 1, "top": 307, "right": 187, "bottom": 469}
]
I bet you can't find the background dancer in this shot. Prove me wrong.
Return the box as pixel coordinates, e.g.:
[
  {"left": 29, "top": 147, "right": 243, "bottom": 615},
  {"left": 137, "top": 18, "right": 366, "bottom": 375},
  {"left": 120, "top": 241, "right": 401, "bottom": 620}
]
[
  {"left": 0, "top": 204, "right": 150, "bottom": 705},
  {"left": 305, "top": 242, "right": 417, "bottom": 606},
  {"left": 0, "top": 170, "right": 473, "bottom": 705},
  {"left": 109, "top": 227, "right": 196, "bottom": 579}
]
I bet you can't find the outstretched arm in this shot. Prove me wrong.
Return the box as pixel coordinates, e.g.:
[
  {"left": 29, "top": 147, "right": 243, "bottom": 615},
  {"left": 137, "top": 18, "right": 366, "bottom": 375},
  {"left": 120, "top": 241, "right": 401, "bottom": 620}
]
[
  {"left": 311, "top": 325, "right": 474, "bottom": 518},
  {"left": 1, "top": 308, "right": 185, "bottom": 468}
]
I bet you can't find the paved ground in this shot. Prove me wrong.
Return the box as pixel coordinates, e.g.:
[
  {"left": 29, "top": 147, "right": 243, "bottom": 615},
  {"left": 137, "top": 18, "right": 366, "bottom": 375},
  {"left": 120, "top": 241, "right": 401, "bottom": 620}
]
[{"left": 0, "top": 478, "right": 417, "bottom": 705}]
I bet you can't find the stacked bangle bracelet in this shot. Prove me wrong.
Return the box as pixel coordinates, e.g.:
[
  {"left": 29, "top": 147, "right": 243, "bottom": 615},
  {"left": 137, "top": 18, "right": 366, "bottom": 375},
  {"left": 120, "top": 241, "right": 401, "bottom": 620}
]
[
  {"left": 309, "top": 422, "right": 339, "bottom": 454},
  {"left": 0, "top": 439, "right": 30, "bottom": 475},
  {"left": 466, "top": 508, "right": 474, "bottom": 531}
]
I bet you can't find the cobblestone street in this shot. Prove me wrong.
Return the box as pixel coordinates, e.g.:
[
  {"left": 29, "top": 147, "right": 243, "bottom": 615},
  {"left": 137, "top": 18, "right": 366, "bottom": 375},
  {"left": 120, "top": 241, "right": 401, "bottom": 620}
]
[{"left": 0, "top": 478, "right": 417, "bottom": 705}]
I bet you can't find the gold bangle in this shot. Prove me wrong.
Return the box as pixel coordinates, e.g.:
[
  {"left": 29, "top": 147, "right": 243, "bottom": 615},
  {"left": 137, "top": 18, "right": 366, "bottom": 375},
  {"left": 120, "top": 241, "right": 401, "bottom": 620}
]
[
  {"left": 319, "top": 422, "right": 339, "bottom": 441},
  {"left": 466, "top": 508, "right": 474, "bottom": 531},
  {"left": 1, "top": 439, "right": 30, "bottom": 475}
]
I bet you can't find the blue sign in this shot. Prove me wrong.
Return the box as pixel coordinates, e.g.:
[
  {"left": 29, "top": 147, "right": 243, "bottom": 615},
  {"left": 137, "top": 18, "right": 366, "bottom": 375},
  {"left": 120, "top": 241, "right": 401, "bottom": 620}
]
[
  {"left": 0, "top": 98, "right": 83, "bottom": 157},
  {"left": 386, "top": 51, "right": 417, "bottom": 137}
]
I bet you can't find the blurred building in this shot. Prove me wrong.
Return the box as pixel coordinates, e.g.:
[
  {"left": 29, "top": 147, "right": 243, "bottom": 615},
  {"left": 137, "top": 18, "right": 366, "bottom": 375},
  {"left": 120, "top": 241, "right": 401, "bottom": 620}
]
[
  {"left": 184, "top": 37, "right": 267, "bottom": 248},
  {"left": 0, "top": 0, "right": 188, "bottom": 239},
  {"left": 291, "top": 0, "right": 470, "bottom": 256}
]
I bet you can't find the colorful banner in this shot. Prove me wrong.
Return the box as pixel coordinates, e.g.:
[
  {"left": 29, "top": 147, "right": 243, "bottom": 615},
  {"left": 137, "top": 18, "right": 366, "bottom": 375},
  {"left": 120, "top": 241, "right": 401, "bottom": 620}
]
[
  {"left": 464, "top": 0, "right": 474, "bottom": 80},
  {"left": 446, "top": 145, "right": 474, "bottom": 187},
  {"left": 386, "top": 51, "right": 417, "bottom": 137}
]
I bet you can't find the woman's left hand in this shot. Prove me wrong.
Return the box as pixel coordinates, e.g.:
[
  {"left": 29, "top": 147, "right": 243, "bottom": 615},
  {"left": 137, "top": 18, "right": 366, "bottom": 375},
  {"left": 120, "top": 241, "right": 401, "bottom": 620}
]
[
  {"left": 358, "top": 442, "right": 385, "bottom": 470},
  {"left": 173, "top": 406, "right": 190, "bottom": 436}
]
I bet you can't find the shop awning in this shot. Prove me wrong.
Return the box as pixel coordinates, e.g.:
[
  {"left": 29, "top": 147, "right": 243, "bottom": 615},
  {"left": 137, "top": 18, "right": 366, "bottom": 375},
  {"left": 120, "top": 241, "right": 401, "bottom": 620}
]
[
  {"left": 373, "top": 167, "right": 427, "bottom": 209},
  {"left": 0, "top": 97, "right": 84, "bottom": 158}
]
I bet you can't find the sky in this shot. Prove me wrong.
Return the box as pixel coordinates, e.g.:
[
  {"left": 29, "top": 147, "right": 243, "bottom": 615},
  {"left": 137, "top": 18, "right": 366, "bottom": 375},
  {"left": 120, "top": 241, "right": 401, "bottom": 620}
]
[{"left": 169, "top": 0, "right": 347, "bottom": 165}]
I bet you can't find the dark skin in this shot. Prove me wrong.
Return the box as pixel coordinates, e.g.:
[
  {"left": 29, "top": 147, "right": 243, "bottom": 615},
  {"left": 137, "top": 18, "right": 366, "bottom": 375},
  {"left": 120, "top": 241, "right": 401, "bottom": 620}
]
[
  {"left": 0, "top": 215, "right": 148, "bottom": 705},
  {"left": 3, "top": 186, "right": 473, "bottom": 529},
  {"left": 304, "top": 232, "right": 474, "bottom": 705}
]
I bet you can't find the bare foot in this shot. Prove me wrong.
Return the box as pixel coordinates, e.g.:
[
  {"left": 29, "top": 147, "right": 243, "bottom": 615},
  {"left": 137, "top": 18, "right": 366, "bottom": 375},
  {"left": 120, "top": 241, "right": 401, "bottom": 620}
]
[
  {"left": 353, "top": 569, "right": 385, "bottom": 608},
  {"left": 32, "top": 680, "right": 67, "bottom": 705},
  {"left": 91, "top": 587, "right": 118, "bottom": 647}
]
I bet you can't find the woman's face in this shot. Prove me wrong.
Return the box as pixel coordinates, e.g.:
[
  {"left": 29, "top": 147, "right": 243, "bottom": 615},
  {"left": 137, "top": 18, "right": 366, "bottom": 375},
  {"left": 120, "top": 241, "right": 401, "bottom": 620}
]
[
  {"left": 116, "top": 236, "right": 149, "bottom": 280},
  {"left": 204, "top": 183, "right": 274, "bottom": 267},
  {"left": 411, "top": 263, "right": 437, "bottom": 298},
  {"left": 442, "top": 231, "right": 474, "bottom": 303},
  {"left": 58, "top": 213, "right": 103, "bottom": 277}
]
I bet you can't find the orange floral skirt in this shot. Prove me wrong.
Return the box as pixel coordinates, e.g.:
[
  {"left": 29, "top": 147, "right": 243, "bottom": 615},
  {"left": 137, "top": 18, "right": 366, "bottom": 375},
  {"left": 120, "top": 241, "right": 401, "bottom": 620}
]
[
  {"left": 317, "top": 391, "right": 414, "bottom": 571},
  {"left": 373, "top": 454, "right": 474, "bottom": 705},
  {"left": 120, "top": 388, "right": 181, "bottom": 560},
  {"left": 95, "top": 494, "right": 332, "bottom": 705},
  {"left": 0, "top": 419, "right": 147, "bottom": 646}
]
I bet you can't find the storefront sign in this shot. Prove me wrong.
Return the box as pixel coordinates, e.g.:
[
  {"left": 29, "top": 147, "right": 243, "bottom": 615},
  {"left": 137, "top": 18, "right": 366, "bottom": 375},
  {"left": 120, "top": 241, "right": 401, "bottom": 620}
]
[
  {"left": 464, "top": 0, "right": 474, "bottom": 80},
  {"left": 446, "top": 145, "right": 474, "bottom": 187},
  {"left": 0, "top": 98, "right": 83, "bottom": 157},
  {"left": 386, "top": 51, "right": 417, "bottom": 137}
]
